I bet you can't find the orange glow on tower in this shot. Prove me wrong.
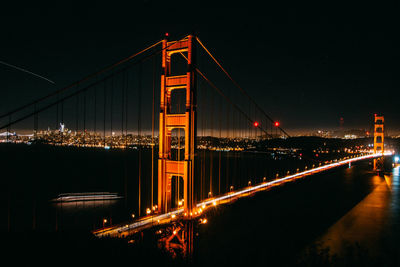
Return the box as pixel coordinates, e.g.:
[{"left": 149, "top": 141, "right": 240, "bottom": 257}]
[
  {"left": 373, "top": 115, "right": 384, "bottom": 171},
  {"left": 158, "top": 35, "right": 196, "bottom": 215}
]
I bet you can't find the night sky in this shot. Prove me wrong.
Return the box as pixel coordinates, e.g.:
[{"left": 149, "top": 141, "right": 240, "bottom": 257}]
[{"left": 1, "top": 2, "right": 399, "bottom": 135}]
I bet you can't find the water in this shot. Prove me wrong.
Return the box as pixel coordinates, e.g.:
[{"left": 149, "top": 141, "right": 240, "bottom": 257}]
[
  {"left": 306, "top": 165, "right": 400, "bottom": 264},
  {"left": 192, "top": 160, "right": 400, "bottom": 266},
  {"left": 2, "top": 144, "right": 398, "bottom": 265},
  {"left": 1, "top": 143, "right": 316, "bottom": 232}
]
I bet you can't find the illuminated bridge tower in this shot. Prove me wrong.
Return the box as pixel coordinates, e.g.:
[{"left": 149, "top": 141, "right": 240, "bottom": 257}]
[
  {"left": 158, "top": 35, "right": 196, "bottom": 215},
  {"left": 373, "top": 114, "right": 384, "bottom": 171}
]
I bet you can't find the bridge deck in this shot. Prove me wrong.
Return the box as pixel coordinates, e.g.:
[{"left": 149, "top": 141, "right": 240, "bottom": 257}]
[{"left": 93, "top": 153, "right": 390, "bottom": 238}]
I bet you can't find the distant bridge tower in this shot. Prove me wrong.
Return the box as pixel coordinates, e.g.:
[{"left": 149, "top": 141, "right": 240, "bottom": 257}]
[
  {"left": 373, "top": 114, "right": 384, "bottom": 171},
  {"left": 158, "top": 35, "right": 196, "bottom": 215}
]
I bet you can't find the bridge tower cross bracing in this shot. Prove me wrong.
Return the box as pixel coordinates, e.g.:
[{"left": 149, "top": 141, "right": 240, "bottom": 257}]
[
  {"left": 373, "top": 114, "right": 384, "bottom": 171},
  {"left": 158, "top": 35, "right": 196, "bottom": 215}
]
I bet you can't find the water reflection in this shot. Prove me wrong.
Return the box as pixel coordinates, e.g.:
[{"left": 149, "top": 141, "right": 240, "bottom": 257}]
[
  {"left": 157, "top": 220, "right": 195, "bottom": 259},
  {"left": 52, "top": 197, "right": 122, "bottom": 231},
  {"left": 390, "top": 166, "right": 400, "bottom": 212},
  {"left": 314, "top": 167, "right": 398, "bottom": 257}
]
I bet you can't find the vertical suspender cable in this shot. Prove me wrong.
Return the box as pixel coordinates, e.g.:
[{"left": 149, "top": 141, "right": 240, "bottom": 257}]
[
  {"left": 226, "top": 90, "right": 230, "bottom": 192},
  {"left": 34, "top": 103, "right": 38, "bottom": 139},
  {"left": 201, "top": 79, "right": 206, "bottom": 201},
  {"left": 151, "top": 56, "right": 155, "bottom": 208},
  {"left": 209, "top": 84, "right": 213, "bottom": 197},
  {"left": 110, "top": 76, "right": 114, "bottom": 148},
  {"left": 75, "top": 88, "right": 79, "bottom": 143},
  {"left": 103, "top": 81, "right": 107, "bottom": 147},
  {"left": 125, "top": 71, "right": 129, "bottom": 146},
  {"left": 94, "top": 83, "right": 97, "bottom": 147},
  {"left": 123, "top": 71, "right": 128, "bottom": 207},
  {"left": 56, "top": 93, "right": 59, "bottom": 140},
  {"left": 7, "top": 115, "right": 10, "bottom": 143},
  {"left": 61, "top": 100, "right": 64, "bottom": 145},
  {"left": 218, "top": 94, "right": 222, "bottom": 195},
  {"left": 32, "top": 102, "right": 38, "bottom": 230},
  {"left": 121, "top": 72, "right": 125, "bottom": 141},
  {"left": 83, "top": 90, "right": 86, "bottom": 145},
  {"left": 138, "top": 64, "right": 142, "bottom": 217},
  {"left": 125, "top": 71, "right": 129, "bottom": 206}
]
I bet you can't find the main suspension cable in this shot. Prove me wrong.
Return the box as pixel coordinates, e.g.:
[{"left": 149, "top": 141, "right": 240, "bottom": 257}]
[
  {"left": 196, "top": 68, "right": 273, "bottom": 138},
  {"left": 196, "top": 37, "right": 290, "bottom": 138},
  {"left": 0, "top": 40, "right": 163, "bottom": 120},
  {"left": 177, "top": 51, "right": 272, "bottom": 138},
  {"left": 0, "top": 35, "right": 189, "bottom": 131}
]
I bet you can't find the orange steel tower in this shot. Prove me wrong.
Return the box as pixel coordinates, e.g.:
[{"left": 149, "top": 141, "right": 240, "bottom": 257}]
[
  {"left": 158, "top": 35, "right": 196, "bottom": 215},
  {"left": 373, "top": 114, "right": 384, "bottom": 171}
]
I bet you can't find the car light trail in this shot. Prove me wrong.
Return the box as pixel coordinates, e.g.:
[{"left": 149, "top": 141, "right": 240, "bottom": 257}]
[
  {"left": 198, "top": 152, "right": 392, "bottom": 208},
  {"left": 93, "top": 152, "right": 391, "bottom": 238}
]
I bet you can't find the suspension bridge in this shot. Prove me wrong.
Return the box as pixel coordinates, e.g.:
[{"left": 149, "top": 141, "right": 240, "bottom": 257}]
[{"left": 2, "top": 34, "right": 389, "bottom": 256}]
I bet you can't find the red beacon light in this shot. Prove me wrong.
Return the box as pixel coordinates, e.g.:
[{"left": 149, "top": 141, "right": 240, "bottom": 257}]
[
  {"left": 274, "top": 121, "right": 280, "bottom": 127},
  {"left": 165, "top": 32, "right": 169, "bottom": 37},
  {"left": 253, "top": 121, "right": 259, "bottom": 127}
]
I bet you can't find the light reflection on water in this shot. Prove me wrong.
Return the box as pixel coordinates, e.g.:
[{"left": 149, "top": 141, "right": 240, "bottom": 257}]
[
  {"left": 314, "top": 166, "right": 399, "bottom": 257},
  {"left": 390, "top": 166, "right": 400, "bottom": 216}
]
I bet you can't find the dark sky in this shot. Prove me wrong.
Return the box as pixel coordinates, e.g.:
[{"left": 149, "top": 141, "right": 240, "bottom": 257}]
[{"left": 1, "top": 2, "right": 399, "bottom": 135}]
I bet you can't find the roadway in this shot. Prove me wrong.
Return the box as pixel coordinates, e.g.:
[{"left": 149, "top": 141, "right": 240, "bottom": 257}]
[{"left": 93, "top": 152, "right": 392, "bottom": 238}]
